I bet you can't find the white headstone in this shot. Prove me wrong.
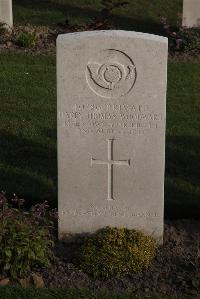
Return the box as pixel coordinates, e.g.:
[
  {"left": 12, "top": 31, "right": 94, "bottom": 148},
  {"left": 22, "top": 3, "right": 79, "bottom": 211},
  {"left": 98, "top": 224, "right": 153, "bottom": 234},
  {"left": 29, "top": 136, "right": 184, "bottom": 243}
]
[
  {"left": 57, "top": 31, "right": 168, "bottom": 244},
  {"left": 0, "top": 0, "right": 13, "bottom": 28},
  {"left": 182, "top": 0, "right": 200, "bottom": 28}
]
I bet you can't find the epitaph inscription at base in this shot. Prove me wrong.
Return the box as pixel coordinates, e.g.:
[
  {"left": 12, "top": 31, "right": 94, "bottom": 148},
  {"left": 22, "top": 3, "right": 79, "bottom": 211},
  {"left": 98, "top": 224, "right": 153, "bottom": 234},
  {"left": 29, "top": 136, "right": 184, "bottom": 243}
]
[{"left": 57, "top": 31, "right": 168, "bottom": 243}]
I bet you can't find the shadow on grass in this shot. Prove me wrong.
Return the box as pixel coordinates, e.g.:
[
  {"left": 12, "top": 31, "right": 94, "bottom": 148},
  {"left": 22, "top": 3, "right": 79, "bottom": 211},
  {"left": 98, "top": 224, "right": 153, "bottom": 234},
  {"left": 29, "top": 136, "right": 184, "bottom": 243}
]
[
  {"left": 13, "top": 0, "right": 166, "bottom": 34},
  {"left": 0, "top": 130, "right": 57, "bottom": 206},
  {"left": 165, "top": 135, "right": 200, "bottom": 219},
  {"left": 14, "top": 0, "right": 100, "bottom": 24},
  {"left": 111, "top": 14, "right": 165, "bottom": 35},
  {"left": 0, "top": 129, "right": 199, "bottom": 218}
]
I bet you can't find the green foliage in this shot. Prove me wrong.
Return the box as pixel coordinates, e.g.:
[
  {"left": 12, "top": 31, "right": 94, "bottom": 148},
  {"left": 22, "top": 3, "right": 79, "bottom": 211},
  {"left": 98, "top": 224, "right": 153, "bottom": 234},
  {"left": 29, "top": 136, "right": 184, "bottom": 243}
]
[
  {"left": 161, "top": 16, "right": 200, "bottom": 53},
  {"left": 15, "top": 32, "right": 37, "bottom": 48},
  {"left": 166, "top": 27, "right": 200, "bottom": 53},
  {"left": 0, "top": 193, "right": 54, "bottom": 278},
  {"left": 75, "top": 227, "right": 156, "bottom": 278},
  {"left": 176, "top": 28, "right": 200, "bottom": 52}
]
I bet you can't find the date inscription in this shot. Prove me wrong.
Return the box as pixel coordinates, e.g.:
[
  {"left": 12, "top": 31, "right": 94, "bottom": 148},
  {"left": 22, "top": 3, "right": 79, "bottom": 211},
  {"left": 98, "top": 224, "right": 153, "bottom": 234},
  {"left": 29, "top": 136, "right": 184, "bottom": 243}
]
[{"left": 58, "top": 102, "right": 164, "bottom": 136}]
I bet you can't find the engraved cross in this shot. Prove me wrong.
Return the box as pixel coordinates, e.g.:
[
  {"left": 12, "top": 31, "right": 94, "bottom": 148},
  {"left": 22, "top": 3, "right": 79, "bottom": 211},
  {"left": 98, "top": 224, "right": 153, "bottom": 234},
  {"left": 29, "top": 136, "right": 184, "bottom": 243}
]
[{"left": 91, "top": 139, "right": 130, "bottom": 200}]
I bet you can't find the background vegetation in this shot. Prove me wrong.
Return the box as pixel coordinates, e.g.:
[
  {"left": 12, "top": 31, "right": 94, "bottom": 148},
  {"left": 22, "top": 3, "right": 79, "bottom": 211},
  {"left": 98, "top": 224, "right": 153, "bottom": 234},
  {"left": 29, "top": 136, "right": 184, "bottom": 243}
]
[{"left": 13, "top": 0, "right": 182, "bottom": 33}]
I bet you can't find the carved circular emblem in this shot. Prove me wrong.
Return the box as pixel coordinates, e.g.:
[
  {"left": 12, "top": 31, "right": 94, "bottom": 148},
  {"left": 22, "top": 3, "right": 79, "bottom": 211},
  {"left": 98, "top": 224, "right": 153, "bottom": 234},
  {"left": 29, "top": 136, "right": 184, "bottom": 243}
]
[{"left": 86, "top": 49, "right": 137, "bottom": 98}]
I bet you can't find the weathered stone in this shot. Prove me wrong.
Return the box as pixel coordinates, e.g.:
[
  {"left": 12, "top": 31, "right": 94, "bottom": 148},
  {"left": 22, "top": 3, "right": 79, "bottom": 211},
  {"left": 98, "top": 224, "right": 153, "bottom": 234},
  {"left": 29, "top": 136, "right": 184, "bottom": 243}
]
[
  {"left": 182, "top": 0, "right": 200, "bottom": 28},
  {"left": 57, "top": 31, "right": 168, "bottom": 244},
  {"left": 0, "top": 0, "right": 13, "bottom": 28}
]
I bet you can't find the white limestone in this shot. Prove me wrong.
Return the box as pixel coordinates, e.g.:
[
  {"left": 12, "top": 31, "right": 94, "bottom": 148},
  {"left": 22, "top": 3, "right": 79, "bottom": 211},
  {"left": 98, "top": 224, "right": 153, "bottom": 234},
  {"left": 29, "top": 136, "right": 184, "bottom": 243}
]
[
  {"left": 0, "top": 0, "right": 13, "bottom": 28},
  {"left": 182, "top": 0, "right": 200, "bottom": 28},
  {"left": 57, "top": 30, "right": 168, "bottom": 243}
]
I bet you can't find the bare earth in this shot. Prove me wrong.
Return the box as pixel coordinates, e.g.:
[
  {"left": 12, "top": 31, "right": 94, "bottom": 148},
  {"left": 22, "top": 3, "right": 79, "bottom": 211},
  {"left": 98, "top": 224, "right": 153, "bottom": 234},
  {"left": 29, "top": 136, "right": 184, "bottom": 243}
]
[{"left": 33, "top": 220, "right": 200, "bottom": 297}]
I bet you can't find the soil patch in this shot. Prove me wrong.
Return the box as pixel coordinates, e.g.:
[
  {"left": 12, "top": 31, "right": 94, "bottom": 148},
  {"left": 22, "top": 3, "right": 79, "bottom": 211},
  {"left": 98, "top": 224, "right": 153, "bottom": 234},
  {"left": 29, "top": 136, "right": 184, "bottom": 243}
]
[
  {"left": 0, "top": 24, "right": 200, "bottom": 61},
  {"left": 34, "top": 220, "right": 200, "bottom": 297}
]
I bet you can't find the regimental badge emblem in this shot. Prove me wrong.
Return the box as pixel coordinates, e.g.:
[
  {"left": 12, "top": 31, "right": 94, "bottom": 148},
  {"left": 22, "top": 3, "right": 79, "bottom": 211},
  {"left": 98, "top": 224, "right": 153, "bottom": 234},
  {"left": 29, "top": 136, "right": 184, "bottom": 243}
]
[{"left": 86, "top": 49, "right": 137, "bottom": 99}]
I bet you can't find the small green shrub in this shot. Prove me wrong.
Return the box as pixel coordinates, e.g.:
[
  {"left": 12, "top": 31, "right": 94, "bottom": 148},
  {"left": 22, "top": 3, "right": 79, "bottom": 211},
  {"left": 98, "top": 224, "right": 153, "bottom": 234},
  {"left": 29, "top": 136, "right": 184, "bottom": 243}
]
[
  {"left": 75, "top": 227, "right": 156, "bottom": 278},
  {"left": 0, "top": 193, "right": 54, "bottom": 278},
  {"left": 15, "top": 32, "right": 37, "bottom": 48}
]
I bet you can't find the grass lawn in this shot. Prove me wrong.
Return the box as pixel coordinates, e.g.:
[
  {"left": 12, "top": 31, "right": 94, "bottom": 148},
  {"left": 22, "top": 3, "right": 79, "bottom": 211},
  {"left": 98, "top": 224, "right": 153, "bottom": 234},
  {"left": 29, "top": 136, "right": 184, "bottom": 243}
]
[
  {"left": 0, "top": 286, "right": 195, "bottom": 299},
  {"left": 166, "top": 61, "right": 200, "bottom": 218},
  {"left": 0, "top": 53, "right": 199, "bottom": 218},
  {"left": 0, "top": 54, "right": 56, "bottom": 206},
  {"left": 13, "top": 0, "right": 182, "bottom": 34}
]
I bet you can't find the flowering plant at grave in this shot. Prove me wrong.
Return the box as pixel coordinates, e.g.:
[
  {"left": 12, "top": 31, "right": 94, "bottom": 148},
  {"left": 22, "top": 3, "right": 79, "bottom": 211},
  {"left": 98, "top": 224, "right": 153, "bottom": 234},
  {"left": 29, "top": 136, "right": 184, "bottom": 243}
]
[
  {"left": 0, "top": 192, "right": 55, "bottom": 278},
  {"left": 75, "top": 226, "right": 156, "bottom": 278},
  {"left": 160, "top": 13, "right": 200, "bottom": 53}
]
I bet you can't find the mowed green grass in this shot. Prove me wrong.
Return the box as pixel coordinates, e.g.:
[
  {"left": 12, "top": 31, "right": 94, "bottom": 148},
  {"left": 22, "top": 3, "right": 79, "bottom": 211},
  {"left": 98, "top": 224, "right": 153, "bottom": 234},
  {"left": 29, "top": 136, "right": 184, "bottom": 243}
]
[
  {"left": 0, "top": 53, "right": 199, "bottom": 218},
  {"left": 0, "top": 286, "right": 195, "bottom": 299},
  {"left": 0, "top": 54, "right": 57, "bottom": 206},
  {"left": 13, "top": 0, "right": 182, "bottom": 33},
  {"left": 166, "top": 61, "right": 200, "bottom": 218}
]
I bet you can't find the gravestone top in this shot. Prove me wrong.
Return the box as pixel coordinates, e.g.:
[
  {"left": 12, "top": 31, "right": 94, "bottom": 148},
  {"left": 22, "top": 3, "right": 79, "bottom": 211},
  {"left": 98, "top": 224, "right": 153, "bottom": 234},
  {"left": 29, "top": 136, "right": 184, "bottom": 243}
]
[
  {"left": 182, "top": 0, "right": 200, "bottom": 28},
  {"left": 57, "top": 30, "right": 167, "bottom": 43},
  {"left": 57, "top": 30, "right": 168, "bottom": 244},
  {"left": 0, "top": 0, "right": 13, "bottom": 28}
]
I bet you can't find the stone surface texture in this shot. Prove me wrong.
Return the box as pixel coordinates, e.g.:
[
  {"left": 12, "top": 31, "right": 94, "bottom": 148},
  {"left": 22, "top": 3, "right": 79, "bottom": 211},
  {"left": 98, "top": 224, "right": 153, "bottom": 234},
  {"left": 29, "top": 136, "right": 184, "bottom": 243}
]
[
  {"left": 182, "top": 0, "right": 200, "bottom": 27},
  {"left": 57, "top": 31, "right": 168, "bottom": 243},
  {"left": 0, "top": 0, "right": 13, "bottom": 28}
]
